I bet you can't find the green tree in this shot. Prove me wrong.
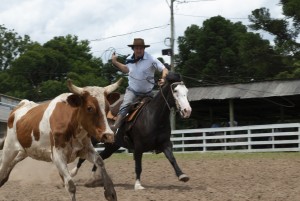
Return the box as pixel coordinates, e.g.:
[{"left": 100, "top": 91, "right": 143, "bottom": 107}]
[
  {"left": 248, "top": 7, "right": 299, "bottom": 55},
  {"left": 248, "top": 2, "right": 300, "bottom": 78},
  {"left": 281, "top": 0, "right": 300, "bottom": 27},
  {"left": 3, "top": 35, "right": 110, "bottom": 101},
  {"left": 177, "top": 16, "right": 283, "bottom": 87},
  {"left": 0, "top": 25, "right": 31, "bottom": 70}
]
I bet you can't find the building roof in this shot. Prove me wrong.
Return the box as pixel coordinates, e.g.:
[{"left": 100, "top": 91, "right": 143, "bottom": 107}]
[
  {"left": 0, "top": 106, "right": 11, "bottom": 122},
  {"left": 188, "top": 79, "right": 300, "bottom": 101},
  {"left": 0, "top": 94, "right": 20, "bottom": 122}
]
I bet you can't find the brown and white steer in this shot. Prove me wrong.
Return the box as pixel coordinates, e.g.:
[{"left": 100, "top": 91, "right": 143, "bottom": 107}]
[{"left": 0, "top": 79, "right": 122, "bottom": 201}]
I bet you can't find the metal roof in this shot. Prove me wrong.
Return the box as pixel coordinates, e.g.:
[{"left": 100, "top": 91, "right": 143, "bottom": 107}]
[
  {"left": 0, "top": 106, "right": 11, "bottom": 122},
  {"left": 0, "top": 94, "right": 20, "bottom": 122},
  {"left": 188, "top": 79, "right": 300, "bottom": 101}
]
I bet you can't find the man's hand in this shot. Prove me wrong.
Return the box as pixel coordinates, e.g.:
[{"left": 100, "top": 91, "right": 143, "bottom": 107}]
[
  {"left": 112, "top": 52, "right": 118, "bottom": 63},
  {"left": 158, "top": 78, "right": 165, "bottom": 86},
  {"left": 111, "top": 52, "right": 129, "bottom": 73}
]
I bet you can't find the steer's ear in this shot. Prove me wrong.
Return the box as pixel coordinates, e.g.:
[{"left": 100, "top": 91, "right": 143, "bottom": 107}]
[{"left": 67, "top": 94, "right": 82, "bottom": 107}]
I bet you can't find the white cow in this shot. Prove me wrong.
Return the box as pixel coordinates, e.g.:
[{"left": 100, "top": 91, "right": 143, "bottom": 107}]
[{"left": 0, "top": 79, "right": 122, "bottom": 201}]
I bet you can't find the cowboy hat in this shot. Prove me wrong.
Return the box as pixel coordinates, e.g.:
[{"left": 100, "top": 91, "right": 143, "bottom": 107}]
[{"left": 127, "top": 38, "right": 150, "bottom": 48}]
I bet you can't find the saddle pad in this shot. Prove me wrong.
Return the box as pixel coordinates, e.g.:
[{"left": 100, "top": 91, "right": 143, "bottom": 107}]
[{"left": 127, "top": 97, "right": 152, "bottom": 121}]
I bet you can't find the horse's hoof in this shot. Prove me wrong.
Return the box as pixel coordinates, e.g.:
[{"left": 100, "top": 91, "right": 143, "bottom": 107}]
[
  {"left": 134, "top": 180, "right": 145, "bottom": 190},
  {"left": 104, "top": 188, "right": 117, "bottom": 201},
  {"left": 134, "top": 184, "right": 145, "bottom": 190},
  {"left": 179, "top": 174, "right": 189, "bottom": 182}
]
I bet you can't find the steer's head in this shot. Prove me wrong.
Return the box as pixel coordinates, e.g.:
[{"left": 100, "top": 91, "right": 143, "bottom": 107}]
[{"left": 66, "top": 78, "right": 122, "bottom": 143}]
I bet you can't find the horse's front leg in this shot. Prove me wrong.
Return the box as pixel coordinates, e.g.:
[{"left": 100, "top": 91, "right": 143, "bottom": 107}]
[
  {"left": 163, "top": 141, "right": 189, "bottom": 182},
  {"left": 85, "top": 147, "right": 117, "bottom": 201},
  {"left": 133, "top": 151, "right": 145, "bottom": 190}
]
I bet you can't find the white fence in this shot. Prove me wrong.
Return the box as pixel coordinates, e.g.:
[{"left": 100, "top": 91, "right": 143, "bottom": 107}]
[
  {"left": 95, "top": 123, "right": 300, "bottom": 153},
  {"left": 171, "top": 123, "right": 300, "bottom": 153}
]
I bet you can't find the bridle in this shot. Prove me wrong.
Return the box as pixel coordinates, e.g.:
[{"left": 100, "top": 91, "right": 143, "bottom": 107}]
[{"left": 159, "top": 81, "right": 185, "bottom": 112}]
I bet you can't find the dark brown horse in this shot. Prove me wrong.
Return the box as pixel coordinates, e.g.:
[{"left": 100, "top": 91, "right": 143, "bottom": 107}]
[{"left": 71, "top": 72, "right": 192, "bottom": 190}]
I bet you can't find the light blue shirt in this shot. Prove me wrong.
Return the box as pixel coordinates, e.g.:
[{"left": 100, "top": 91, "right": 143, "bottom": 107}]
[{"left": 126, "top": 52, "right": 165, "bottom": 93}]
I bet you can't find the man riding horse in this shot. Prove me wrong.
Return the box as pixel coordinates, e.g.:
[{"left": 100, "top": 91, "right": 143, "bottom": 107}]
[
  {"left": 111, "top": 38, "right": 169, "bottom": 131},
  {"left": 71, "top": 39, "right": 192, "bottom": 190}
]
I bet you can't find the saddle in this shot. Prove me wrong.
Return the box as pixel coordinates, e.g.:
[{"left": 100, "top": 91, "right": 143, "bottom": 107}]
[{"left": 106, "top": 94, "right": 152, "bottom": 124}]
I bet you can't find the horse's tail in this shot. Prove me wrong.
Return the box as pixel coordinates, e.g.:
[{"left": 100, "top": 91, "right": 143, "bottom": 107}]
[{"left": 0, "top": 137, "right": 5, "bottom": 150}]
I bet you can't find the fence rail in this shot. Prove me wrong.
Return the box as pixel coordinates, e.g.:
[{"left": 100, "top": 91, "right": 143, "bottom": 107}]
[
  {"left": 95, "top": 123, "right": 300, "bottom": 153},
  {"left": 171, "top": 123, "right": 300, "bottom": 153}
]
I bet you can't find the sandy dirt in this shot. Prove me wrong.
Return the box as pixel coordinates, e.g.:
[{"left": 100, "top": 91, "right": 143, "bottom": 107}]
[{"left": 0, "top": 152, "right": 300, "bottom": 201}]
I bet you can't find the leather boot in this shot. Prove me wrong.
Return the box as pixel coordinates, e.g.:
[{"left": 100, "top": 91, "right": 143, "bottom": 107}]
[{"left": 111, "top": 114, "right": 125, "bottom": 133}]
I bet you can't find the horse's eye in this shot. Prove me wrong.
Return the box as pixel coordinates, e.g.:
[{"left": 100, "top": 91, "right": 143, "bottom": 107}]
[{"left": 87, "top": 106, "right": 94, "bottom": 113}]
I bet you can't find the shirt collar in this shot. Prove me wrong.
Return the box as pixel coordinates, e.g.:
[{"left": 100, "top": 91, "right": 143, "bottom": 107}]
[{"left": 126, "top": 52, "right": 148, "bottom": 64}]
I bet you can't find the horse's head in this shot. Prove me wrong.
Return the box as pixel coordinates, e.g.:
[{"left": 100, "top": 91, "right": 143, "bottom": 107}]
[{"left": 165, "top": 73, "right": 192, "bottom": 118}]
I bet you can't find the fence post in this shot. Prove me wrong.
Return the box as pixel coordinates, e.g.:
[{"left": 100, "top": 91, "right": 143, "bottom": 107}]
[
  {"left": 298, "top": 126, "right": 300, "bottom": 151},
  {"left": 182, "top": 132, "right": 185, "bottom": 152},
  {"left": 203, "top": 132, "right": 206, "bottom": 152},
  {"left": 181, "top": 132, "right": 184, "bottom": 152},
  {"left": 248, "top": 128, "right": 251, "bottom": 151},
  {"left": 224, "top": 131, "right": 227, "bottom": 151},
  {"left": 272, "top": 128, "right": 275, "bottom": 150}
]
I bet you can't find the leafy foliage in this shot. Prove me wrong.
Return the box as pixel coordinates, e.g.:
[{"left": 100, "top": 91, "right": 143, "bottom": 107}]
[
  {"left": 0, "top": 25, "right": 31, "bottom": 70},
  {"left": 176, "top": 16, "right": 285, "bottom": 87},
  {"left": 0, "top": 34, "right": 120, "bottom": 101},
  {"left": 248, "top": 2, "right": 300, "bottom": 79}
]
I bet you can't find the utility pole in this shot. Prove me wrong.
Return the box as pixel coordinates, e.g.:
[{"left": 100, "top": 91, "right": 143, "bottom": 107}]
[
  {"left": 170, "top": 0, "right": 176, "bottom": 130},
  {"left": 170, "top": 0, "right": 175, "bottom": 72}
]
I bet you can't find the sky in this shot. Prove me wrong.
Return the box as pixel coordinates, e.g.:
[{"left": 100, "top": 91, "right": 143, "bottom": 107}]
[{"left": 0, "top": 0, "right": 284, "bottom": 63}]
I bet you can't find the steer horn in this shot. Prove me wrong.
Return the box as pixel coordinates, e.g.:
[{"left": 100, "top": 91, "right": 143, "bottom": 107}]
[
  {"left": 104, "top": 78, "right": 123, "bottom": 94},
  {"left": 67, "top": 79, "right": 84, "bottom": 95}
]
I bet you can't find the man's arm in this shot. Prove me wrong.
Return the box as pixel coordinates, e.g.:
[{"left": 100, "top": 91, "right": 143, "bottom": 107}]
[
  {"left": 158, "top": 68, "right": 169, "bottom": 86},
  {"left": 161, "top": 68, "right": 168, "bottom": 79},
  {"left": 112, "top": 53, "right": 129, "bottom": 73}
]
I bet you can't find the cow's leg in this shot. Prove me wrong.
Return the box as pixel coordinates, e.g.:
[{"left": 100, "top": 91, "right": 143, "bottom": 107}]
[
  {"left": 0, "top": 150, "right": 26, "bottom": 187},
  {"left": 70, "top": 158, "right": 85, "bottom": 177},
  {"left": 163, "top": 141, "right": 189, "bottom": 182},
  {"left": 85, "top": 148, "right": 117, "bottom": 201},
  {"left": 83, "top": 162, "right": 103, "bottom": 188},
  {"left": 84, "top": 143, "right": 120, "bottom": 188},
  {"left": 52, "top": 149, "right": 76, "bottom": 201},
  {"left": 133, "top": 151, "right": 145, "bottom": 190},
  {"left": 70, "top": 139, "right": 105, "bottom": 178}
]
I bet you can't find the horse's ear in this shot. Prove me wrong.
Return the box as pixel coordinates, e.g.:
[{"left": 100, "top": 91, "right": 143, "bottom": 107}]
[
  {"left": 178, "top": 73, "right": 183, "bottom": 81},
  {"left": 166, "top": 72, "right": 182, "bottom": 82}
]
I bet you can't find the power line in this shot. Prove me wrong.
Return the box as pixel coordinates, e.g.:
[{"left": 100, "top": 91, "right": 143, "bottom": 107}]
[
  {"left": 93, "top": 40, "right": 165, "bottom": 52},
  {"left": 90, "top": 24, "right": 169, "bottom": 42},
  {"left": 176, "top": 0, "right": 216, "bottom": 3},
  {"left": 175, "top": 13, "right": 248, "bottom": 20}
]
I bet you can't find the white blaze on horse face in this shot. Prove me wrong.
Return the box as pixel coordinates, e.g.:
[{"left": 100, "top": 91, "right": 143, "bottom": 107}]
[{"left": 173, "top": 84, "right": 192, "bottom": 118}]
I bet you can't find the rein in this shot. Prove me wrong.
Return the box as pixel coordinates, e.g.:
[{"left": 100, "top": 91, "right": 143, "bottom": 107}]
[{"left": 159, "top": 81, "right": 185, "bottom": 112}]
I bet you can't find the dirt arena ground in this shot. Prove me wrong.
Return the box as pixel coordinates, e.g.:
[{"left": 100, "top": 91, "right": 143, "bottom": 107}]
[{"left": 1, "top": 152, "right": 300, "bottom": 201}]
